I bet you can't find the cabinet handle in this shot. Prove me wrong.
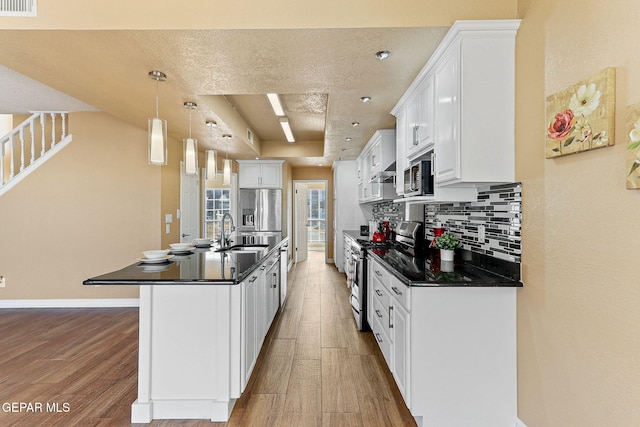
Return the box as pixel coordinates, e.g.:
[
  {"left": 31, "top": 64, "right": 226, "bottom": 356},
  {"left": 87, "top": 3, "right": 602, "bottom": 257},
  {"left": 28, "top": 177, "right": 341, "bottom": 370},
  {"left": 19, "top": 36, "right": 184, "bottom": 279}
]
[
  {"left": 249, "top": 276, "right": 258, "bottom": 283},
  {"left": 375, "top": 289, "right": 383, "bottom": 297},
  {"left": 375, "top": 270, "right": 383, "bottom": 277},
  {"left": 260, "top": 265, "right": 268, "bottom": 271},
  {"left": 272, "top": 272, "right": 277, "bottom": 288},
  {"left": 375, "top": 333, "right": 383, "bottom": 343},
  {"left": 413, "top": 125, "right": 419, "bottom": 145},
  {"left": 392, "top": 286, "right": 403, "bottom": 296},
  {"left": 375, "top": 309, "right": 383, "bottom": 318},
  {"left": 389, "top": 306, "right": 394, "bottom": 329},
  {"left": 431, "top": 152, "right": 435, "bottom": 175}
]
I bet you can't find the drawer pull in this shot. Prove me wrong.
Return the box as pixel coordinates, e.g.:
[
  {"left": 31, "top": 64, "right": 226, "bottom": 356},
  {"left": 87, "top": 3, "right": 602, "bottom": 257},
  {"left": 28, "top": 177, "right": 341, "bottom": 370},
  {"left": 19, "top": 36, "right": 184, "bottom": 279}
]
[
  {"left": 375, "top": 270, "right": 383, "bottom": 277},
  {"left": 249, "top": 276, "right": 258, "bottom": 283},
  {"left": 375, "top": 309, "right": 383, "bottom": 318},
  {"left": 375, "top": 333, "right": 383, "bottom": 343},
  {"left": 392, "top": 286, "right": 403, "bottom": 296},
  {"left": 375, "top": 289, "right": 383, "bottom": 297}
]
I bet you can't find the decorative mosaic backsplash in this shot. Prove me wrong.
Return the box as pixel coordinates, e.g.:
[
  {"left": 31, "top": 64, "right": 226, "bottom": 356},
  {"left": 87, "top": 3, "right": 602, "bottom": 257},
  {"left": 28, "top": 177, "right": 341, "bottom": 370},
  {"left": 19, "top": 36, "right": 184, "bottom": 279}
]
[
  {"left": 371, "top": 201, "right": 405, "bottom": 230},
  {"left": 424, "top": 183, "right": 522, "bottom": 262}
]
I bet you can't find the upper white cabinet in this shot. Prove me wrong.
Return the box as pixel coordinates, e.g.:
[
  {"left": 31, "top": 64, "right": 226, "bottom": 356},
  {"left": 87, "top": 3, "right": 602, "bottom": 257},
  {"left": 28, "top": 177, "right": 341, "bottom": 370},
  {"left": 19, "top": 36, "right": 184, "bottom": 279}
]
[
  {"left": 357, "top": 130, "right": 396, "bottom": 203},
  {"left": 395, "top": 109, "right": 408, "bottom": 196},
  {"left": 237, "top": 160, "right": 284, "bottom": 188},
  {"left": 391, "top": 20, "right": 520, "bottom": 198}
]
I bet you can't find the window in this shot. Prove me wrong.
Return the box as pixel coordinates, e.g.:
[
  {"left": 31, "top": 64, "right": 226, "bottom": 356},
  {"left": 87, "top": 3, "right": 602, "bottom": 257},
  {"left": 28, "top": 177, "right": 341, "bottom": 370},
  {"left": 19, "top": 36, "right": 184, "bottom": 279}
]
[
  {"left": 307, "top": 189, "right": 325, "bottom": 244},
  {"left": 205, "top": 188, "right": 231, "bottom": 239}
]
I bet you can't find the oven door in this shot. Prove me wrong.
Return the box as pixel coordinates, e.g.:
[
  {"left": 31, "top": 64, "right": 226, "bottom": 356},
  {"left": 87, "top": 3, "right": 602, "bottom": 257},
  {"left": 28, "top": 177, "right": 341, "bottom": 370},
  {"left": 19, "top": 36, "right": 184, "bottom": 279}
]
[{"left": 350, "top": 250, "right": 364, "bottom": 330}]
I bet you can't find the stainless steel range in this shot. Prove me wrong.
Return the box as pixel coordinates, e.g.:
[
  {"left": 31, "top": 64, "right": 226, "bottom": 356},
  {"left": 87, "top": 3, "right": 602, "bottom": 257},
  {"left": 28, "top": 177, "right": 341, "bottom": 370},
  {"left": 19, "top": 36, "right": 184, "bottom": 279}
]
[{"left": 348, "top": 221, "right": 424, "bottom": 331}]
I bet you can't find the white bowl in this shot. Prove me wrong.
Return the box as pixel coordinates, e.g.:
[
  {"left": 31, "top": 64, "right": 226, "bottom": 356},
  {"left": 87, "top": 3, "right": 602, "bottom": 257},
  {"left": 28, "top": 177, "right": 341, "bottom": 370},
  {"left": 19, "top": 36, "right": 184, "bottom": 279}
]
[
  {"left": 192, "top": 238, "right": 212, "bottom": 246},
  {"left": 170, "top": 243, "right": 192, "bottom": 251},
  {"left": 142, "top": 249, "right": 170, "bottom": 259}
]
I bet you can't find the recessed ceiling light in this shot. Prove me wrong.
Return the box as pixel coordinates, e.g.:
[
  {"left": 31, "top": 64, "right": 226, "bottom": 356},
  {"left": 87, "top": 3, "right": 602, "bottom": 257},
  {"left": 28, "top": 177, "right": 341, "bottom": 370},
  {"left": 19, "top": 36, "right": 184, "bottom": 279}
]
[
  {"left": 351, "top": 122, "right": 360, "bottom": 127},
  {"left": 360, "top": 96, "right": 371, "bottom": 103},
  {"left": 205, "top": 120, "right": 217, "bottom": 127},
  {"left": 375, "top": 50, "right": 391, "bottom": 60},
  {"left": 345, "top": 137, "right": 352, "bottom": 141}
]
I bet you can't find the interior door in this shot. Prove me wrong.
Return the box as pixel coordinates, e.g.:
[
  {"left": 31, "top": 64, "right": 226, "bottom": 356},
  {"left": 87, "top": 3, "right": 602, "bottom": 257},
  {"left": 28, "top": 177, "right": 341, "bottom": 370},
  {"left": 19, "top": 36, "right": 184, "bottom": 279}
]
[
  {"left": 180, "top": 161, "right": 200, "bottom": 243},
  {"left": 294, "top": 182, "right": 308, "bottom": 263}
]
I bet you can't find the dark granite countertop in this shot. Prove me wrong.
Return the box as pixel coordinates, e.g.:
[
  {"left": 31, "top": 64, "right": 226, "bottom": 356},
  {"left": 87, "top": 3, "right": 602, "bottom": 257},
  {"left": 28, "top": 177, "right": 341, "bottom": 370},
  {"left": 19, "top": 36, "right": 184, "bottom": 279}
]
[
  {"left": 367, "top": 246, "right": 522, "bottom": 288},
  {"left": 83, "top": 238, "right": 289, "bottom": 286}
]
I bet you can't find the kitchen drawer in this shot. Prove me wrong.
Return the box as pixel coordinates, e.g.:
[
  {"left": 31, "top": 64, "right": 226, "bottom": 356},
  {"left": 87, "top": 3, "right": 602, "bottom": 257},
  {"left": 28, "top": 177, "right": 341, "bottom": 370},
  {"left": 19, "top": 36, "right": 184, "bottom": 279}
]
[
  {"left": 372, "top": 291, "right": 389, "bottom": 330},
  {"left": 370, "top": 260, "right": 391, "bottom": 285},
  {"left": 389, "top": 279, "right": 411, "bottom": 311},
  {"left": 371, "top": 275, "right": 390, "bottom": 309},
  {"left": 371, "top": 317, "right": 392, "bottom": 367}
]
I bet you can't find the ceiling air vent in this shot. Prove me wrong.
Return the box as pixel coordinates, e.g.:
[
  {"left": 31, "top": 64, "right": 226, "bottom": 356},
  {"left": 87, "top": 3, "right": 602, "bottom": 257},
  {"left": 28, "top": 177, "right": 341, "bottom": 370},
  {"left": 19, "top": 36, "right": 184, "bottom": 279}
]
[
  {"left": 0, "top": 0, "right": 37, "bottom": 16},
  {"left": 247, "top": 128, "right": 254, "bottom": 144}
]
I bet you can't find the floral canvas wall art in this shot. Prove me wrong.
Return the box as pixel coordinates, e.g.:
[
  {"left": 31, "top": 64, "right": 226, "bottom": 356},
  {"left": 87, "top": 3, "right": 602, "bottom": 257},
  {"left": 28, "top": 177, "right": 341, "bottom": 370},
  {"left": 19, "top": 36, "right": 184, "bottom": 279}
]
[
  {"left": 546, "top": 68, "right": 616, "bottom": 158},
  {"left": 626, "top": 102, "right": 640, "bottom": 189}
]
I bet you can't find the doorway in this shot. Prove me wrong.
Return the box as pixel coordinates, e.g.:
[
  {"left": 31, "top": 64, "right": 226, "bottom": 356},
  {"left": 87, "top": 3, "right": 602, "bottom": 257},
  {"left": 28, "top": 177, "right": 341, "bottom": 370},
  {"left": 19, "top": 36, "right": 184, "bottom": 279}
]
[{"left": 293, "top": 180, "right": 328, "bottom": 263}]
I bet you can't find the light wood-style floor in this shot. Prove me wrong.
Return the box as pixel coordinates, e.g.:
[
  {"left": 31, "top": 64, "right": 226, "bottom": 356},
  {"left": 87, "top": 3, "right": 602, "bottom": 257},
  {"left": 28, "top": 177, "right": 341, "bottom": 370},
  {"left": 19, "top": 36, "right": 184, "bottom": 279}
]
[{"left": 0, "top": 251, "right": 416, "bottom": 426}]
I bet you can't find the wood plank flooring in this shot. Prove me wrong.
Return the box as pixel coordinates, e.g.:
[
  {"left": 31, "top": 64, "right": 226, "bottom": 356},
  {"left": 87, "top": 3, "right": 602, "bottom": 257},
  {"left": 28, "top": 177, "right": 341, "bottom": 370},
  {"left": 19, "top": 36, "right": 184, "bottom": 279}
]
[{"left": 0, "top": 251, "right": 416, "bottom": 426}]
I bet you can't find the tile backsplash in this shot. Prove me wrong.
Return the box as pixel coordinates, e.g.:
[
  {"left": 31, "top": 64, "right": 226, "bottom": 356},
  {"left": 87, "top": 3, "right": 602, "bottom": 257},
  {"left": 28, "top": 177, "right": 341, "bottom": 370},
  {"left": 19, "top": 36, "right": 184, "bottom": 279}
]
[
  {"left": 424, "top": 183, "right": 522, "bottom": 262},
  {"left": 371, "top": 201, "right": 405, "bottom": 230}
]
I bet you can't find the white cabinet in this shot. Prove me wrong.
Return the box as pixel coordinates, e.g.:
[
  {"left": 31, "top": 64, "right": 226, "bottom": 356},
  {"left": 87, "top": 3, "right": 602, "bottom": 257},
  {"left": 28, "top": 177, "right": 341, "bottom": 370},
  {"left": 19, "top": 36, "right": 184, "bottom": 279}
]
[
  {"left": 367, "top": 255, "right": 517, "bottom": 427},
  {"left": 332, "top": 161, "right": 365, "bottom": 272},
  {"left": 238, "top": 160, "right": 284, "bottom": 188},
  {"left": 357, "top": 130, "right": 396, "bottom": 203},
  {"left": 391, "top": 20, "right": 520, "bottom": 201},
  {"left": 241, "top": 272, "right": 258, "bottom": 389},
  {"left": 406, "top": 74, "right": 435, "bottom": 159},
  {"left": 395, "top": 108, "right": 407, "bottom": 196}
]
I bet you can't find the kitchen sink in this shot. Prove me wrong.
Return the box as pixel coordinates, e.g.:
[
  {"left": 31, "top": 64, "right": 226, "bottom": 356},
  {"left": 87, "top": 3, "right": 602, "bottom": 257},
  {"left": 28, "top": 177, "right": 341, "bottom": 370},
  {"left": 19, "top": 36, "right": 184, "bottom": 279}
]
[{"left": 215, "top": 244, "right": 269, "bottom": 253}]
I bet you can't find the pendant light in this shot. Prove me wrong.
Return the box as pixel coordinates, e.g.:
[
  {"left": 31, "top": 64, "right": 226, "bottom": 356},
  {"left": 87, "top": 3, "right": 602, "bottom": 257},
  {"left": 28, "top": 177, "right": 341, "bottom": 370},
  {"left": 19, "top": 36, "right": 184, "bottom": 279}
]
[
  {"left": 205, "top": 120, "right": 218, "bottom": 180},
  {"left": 148, "top": 71, "right": 167, "bottom": 165},
  {"left": 183, "top": 101, "right": 198, "bottom": 175},
  {"left": 222, "top": 134, "right": 232, "bottom": 185}
]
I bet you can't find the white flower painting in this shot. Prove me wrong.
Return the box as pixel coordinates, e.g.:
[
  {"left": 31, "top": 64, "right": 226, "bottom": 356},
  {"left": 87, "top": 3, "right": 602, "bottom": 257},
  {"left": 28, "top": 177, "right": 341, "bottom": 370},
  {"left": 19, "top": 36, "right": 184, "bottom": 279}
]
[
  {"left": 545, "top": 68, "right": 615, "bottom": 158},
  {"left": 626, "top": 104, "right": 640, "bottom": 189}
]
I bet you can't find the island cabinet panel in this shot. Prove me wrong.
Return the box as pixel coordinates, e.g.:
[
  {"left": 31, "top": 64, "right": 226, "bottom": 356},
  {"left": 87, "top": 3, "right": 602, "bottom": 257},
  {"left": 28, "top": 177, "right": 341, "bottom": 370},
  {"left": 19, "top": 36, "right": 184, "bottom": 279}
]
[{"left": 132, "top": 285, "right": 241, "bottom": 423}]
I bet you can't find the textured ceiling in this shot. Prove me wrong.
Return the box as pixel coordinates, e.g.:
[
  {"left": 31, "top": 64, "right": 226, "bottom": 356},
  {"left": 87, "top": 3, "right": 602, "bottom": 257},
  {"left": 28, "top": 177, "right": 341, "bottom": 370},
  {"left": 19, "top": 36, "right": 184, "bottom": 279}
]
[{"left": 0, "top": 27, "right": 448, "bottom": 166}]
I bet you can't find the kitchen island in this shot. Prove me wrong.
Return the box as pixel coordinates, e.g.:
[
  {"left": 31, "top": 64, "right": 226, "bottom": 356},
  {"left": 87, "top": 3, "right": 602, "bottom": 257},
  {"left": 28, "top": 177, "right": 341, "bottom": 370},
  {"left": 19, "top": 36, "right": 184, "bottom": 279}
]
[{"left": 83, "top": 238, "right": 289, "bottom": 423}]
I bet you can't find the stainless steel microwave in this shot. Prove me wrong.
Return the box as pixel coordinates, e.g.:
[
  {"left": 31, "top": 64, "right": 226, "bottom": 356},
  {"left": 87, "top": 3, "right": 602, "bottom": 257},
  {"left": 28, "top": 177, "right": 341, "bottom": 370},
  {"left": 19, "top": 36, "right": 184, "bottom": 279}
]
[{"left": 403, "top": 156, "right": 434, "bottom": 197}]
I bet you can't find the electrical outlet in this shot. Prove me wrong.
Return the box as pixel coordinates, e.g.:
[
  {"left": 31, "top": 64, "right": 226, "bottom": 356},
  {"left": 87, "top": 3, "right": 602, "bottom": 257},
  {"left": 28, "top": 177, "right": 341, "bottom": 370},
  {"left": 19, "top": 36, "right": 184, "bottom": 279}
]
[
  {"left": 0, "top": 276, "right": 5, "bottom": 287},
  {"left": 478, "top": 225, "right": 486, "bottom": 242}
]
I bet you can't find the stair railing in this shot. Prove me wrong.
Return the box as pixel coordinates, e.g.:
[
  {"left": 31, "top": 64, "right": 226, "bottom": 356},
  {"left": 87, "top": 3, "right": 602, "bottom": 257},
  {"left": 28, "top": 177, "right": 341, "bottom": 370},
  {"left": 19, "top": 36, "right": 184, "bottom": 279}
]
[{"left": 1, "top": 112, "right": 70, "bottom": 196}]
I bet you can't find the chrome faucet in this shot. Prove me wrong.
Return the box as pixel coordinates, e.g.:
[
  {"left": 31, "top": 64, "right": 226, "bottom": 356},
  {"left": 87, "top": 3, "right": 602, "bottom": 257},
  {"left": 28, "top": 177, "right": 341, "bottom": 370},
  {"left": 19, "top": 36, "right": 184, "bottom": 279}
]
[{"left": 219, "top": 213, "right": 236, "bottom": 247}]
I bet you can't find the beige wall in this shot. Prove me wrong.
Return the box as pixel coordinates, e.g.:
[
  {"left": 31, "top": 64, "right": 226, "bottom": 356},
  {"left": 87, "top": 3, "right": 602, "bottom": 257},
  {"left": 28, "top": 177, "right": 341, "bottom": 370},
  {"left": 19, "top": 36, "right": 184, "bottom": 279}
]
[
  {"left": 0, "top": 0, "right": 516, "bottom": 30},
  {"left": 291, "top": 167, "right": 333, "bottom": 260},
  {"left": 0, "top": 112, "right": 162, "bottom": 300},
  {"left": 515, "top": 0, "right": 640, "bottom": 425}
]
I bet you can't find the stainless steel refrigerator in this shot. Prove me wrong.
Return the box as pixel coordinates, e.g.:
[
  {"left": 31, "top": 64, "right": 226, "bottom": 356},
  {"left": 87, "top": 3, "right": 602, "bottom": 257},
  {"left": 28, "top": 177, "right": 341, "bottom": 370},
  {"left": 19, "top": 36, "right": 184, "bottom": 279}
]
[{"left": 237, "top": 188, "right": 282, "bottom": 248}]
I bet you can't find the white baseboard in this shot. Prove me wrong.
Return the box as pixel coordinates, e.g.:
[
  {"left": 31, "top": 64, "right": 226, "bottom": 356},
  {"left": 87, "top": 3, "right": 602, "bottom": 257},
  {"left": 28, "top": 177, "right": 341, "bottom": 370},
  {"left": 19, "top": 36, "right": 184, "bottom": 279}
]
[
  {"left": 0, "top": 298, "right": 140, "bottom": 308},
  {"left": 516, "top": 417, "right": 527, "bottom": 427}
]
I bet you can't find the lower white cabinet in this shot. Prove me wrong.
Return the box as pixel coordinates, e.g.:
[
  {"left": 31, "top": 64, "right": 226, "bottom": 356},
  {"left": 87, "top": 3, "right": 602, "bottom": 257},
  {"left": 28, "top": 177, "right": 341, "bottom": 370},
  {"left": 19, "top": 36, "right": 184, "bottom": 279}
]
[
  {"left": 241, "top": 272, "right": 259, "bottom": 388},
  {"left": 243, "top": 251, "right": 281, "bottom": 390},
  {"left": 367, "top": 256, "right": 517, "bottom": 427}
]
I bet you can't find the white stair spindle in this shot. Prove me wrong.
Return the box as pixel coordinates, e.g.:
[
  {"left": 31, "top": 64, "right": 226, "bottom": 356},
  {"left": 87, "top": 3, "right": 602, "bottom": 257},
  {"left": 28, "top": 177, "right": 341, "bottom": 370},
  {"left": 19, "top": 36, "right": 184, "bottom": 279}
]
[
  {"left": 9, "top": 133, "right": 15, "bottom": 179},
  {"left": 19, "top": 127, "right": 25, "bottom": 172},
  {"left": 51, "top": 113, "right": 56, "bottom": 148},
  {"left": 40, "top": 113, "right": 45, "bottom": 156},
  {"left": 29, "top": 119, "right": 35, "bottom": 165},
  {"left": 61, "top": 113, "right": 67, "bottom": 138},
  {"left": 1, "top": 134, "right": 4, "bottom": 186}
]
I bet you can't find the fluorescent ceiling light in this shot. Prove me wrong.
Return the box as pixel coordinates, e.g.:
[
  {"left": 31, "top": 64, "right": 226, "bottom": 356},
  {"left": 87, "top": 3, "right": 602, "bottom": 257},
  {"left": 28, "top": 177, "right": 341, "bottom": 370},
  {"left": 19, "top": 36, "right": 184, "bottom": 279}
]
[
  {"left": 279, "top": 117, "right": 295, "bottom": 143},
  {"left": 267, "top": 93, "right": 285, "bottom": 116}
]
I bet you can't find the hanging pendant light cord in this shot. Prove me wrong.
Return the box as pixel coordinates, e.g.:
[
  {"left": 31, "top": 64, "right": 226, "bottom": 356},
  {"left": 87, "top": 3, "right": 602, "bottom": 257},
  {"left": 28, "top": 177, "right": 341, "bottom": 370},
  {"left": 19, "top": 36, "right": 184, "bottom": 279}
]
[{"left": 155, "top": 79, "right": 159, "bottom": 119}]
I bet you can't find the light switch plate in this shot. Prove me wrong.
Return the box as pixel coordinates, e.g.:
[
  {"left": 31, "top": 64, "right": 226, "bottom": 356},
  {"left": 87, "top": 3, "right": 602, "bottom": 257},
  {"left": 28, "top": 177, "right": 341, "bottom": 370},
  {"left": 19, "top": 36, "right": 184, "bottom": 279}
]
[
  {"left": 165, "top": 224, "right": 171, "bottom": 234},
  {"left": 165, "top": 214, "right": 173, "bottom": 224},
  {"left": 478, "top": 225, "right": 485, "bottom": 242}
]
